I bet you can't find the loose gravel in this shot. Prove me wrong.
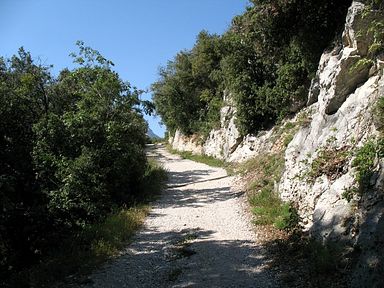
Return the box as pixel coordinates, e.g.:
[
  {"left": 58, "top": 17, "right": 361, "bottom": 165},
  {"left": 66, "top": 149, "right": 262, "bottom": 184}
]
[{"left": 81, "top": 145, "right": 279, "bottom": 288}]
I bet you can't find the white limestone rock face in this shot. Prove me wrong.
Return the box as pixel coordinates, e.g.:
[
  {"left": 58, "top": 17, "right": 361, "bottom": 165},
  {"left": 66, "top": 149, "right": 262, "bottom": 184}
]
[
  {"left": 168, "top": 92, "right": 281, "bottom": 162},
  {"left": 202, "top": 103, "right": 288, "bottom": 162},
  {"left": 309, "top": 1, "right": 383, "bottom": 115},
  {"left": 169, "top": 129, "right": 203, "bottom": 155},
  {"left": 279, "top": 3, "right": 384, "bottom": 281},
  {"left": 280, "top": 1, "right": 384, "bottom": 243},
  {"left": 203, "top": 105, "right": 242, "bottom": 160},
  {"left": 281, "top": 75, "right": 381, "bottom": 233}
]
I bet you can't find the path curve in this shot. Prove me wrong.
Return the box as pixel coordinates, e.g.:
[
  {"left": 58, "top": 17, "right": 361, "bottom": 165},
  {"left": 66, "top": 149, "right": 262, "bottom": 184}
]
[{"left": 82, "top": 145, "right": 279, "bottom": 288}]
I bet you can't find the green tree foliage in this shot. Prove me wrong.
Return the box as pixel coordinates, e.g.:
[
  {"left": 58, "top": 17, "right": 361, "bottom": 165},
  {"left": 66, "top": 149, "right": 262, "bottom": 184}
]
[
  {"left": 221, "top": 0, "right": 352, "bottom": 134},
  {"left": 0, "top": 44, "right": 151, "bottom": 281},
  {"left": 0, "top": 48, "right": 52, "bottom": 272},
  {"left": 153, "top": 0, "right": 352, "bottom": 136},
  {"left": 152, "top": 51, "right": 200, "bottom": 134},
  {"left": 152, "top": 31, "right": 225, "bottom": 136}
]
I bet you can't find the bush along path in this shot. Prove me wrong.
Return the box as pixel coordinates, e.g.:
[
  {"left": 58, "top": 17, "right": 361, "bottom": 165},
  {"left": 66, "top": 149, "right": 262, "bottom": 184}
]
[{"left": 79, "top": 144, "right": 279, "bottom": 288}]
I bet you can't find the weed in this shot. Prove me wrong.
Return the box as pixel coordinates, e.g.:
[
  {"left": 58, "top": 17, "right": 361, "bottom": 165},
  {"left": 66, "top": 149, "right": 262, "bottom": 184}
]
[
  {"left": 348, "top": 58, "right": 374, "bottom": 74},
  {"left": 342, "top": 186, "right": 359, "bottom": 202},
  {"left": 241, "top": 153, "right": 299, "bottom": 230},
  {"left": 352, "top": 138, "right": 384, "bottom": 192},
  {"left": 306, "top": 146, "right": 350, "bottom": 182},
  {"left": 367, "top": 19, "right": 384, "bottom": 56},
  {"left": 275, "top": 204, "right": 300, "bottom": 230},
  {"left": 239, "top": 152, "right": 285, "bottom": 178},
  {"left": 275, "top": 121, "right": 296, "bottom": 137},
  {"left": 270, "top": 120, "right": 298, "bottom": 146},
  {"left": 250, "top": 189, "right": 298, "bottom": 230},
  {"left": 296, "top": 110, "right": 312, "bottom": 127},
  {"left": 283, "top": 134, "right": 294, "bottom": 147},
  {"left": 374, "top": 97, "right": 384, "bottom": 131},
  {"left": 340, "top": 137, "right": 384, "bottom": 201},
  {"left": 284, "top": 122, "right": 296, "bottom": 130}
]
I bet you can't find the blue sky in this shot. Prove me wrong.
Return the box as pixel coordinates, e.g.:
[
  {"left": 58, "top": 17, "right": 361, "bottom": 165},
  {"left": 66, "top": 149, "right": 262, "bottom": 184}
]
[{"left": 0, "top": 0, "right": 248, "bottom": 137}]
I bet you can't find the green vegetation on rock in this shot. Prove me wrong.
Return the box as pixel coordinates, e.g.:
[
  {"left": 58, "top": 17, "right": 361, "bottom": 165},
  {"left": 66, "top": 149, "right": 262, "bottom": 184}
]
[
  {"left": 343, "top": 96, "right": 384, "bottom": 201},
  {"left": 239, "top": 152, "right": 299, "bottom": 230},
  {"left": 153, "top": 0, "right": 351, "bottom": 136},
  {"left": 352, "top": 139, "right": 384, "bottom": 191}
]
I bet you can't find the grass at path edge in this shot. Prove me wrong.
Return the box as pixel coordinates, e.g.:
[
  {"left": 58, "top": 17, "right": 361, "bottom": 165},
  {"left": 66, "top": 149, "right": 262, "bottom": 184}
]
[{"left": 166, "top": 144, "right": 235, "bottom": 174}]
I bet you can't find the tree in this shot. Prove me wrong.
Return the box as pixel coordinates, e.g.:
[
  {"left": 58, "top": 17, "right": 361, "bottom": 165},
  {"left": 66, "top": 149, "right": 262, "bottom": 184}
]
[
  {"left": 0, "top": 43, "right": 151, "bottom": 280},
  {"left": 34, "top": 42, "right": 148, "bottom": 228},
  {"left": 0, "top": 48, "right": 52, "bottom": 274},
  {"left": 152, "top": 31, "right": 227, "bottom": 136}
]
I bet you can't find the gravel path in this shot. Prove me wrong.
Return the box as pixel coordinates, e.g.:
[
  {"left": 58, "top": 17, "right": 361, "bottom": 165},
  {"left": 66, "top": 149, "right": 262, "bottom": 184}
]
[{"left": 82, "top": 145, "right": 279, "bottom": 288}]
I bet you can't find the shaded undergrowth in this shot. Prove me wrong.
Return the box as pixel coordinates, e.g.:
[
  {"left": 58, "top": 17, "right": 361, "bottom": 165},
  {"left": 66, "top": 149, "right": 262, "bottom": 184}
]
[
  {"left": 263, "top": 231, "right": 354, "bottom": 288},
  {"left": 5, "top": 160, "right": 168, "bottom": 288}
]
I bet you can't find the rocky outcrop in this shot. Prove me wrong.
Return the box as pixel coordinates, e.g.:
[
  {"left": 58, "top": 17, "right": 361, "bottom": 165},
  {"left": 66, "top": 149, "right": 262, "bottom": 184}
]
[
  {"left": 318, "top": 1, "right": 383, "bottom": 115},
  {"left": 168, "top": 130, "right": 203, "bottom": 155},
  {"left": 281, "top": 74, "right": 382, "bottom": 232},
  {"left": 202, "top": 97, "right": 242, "bottom": 160},
  {"left": 170, "top": 93, "right": 290, "bottom": 162},
  {"left": 280, "top": 1, "right": 383, "bottom": 238}
]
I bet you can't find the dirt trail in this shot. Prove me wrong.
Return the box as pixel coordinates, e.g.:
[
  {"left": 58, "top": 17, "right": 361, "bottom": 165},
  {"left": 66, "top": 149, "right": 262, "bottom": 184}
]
[{"left": 82, "top": 145, "right": 279, "bottom": 288}]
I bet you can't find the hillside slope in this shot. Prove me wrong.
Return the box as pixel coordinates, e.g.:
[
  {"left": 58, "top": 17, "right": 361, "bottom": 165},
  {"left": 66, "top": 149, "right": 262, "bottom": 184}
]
[{"left": 168, "top": 1, "right": 384, "bottom": 286}]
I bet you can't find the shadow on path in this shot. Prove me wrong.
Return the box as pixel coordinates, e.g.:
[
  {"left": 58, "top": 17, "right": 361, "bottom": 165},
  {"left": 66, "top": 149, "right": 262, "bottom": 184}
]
[
  {"left": 157, "top": 186, "right": 245, "bottom": 209},
  {"left": 87, "top": 228, "right": 276, "bottom": 288},
  {"left": 81, "top": 145, "right": 278, "bottom": 288}
]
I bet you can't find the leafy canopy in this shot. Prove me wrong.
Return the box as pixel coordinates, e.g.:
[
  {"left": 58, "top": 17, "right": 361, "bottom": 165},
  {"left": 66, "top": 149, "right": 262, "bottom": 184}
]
[
  {"left": 0, "top": 43, "right": 153, "bottom": 280},
  {"left": 153, "top": 0, "right": 351, "bottom": 136}
]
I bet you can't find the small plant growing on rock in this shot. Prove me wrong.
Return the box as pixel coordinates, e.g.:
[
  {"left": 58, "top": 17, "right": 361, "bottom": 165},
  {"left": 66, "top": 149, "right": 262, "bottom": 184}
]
[
  {"left": 270, "top": 121, "right": 298, "bottom": 149},
  {"left": 342, "top": 186, "right": 359, "bottom": 202},
  {"left": 373, "top": 97, "right": 384, "bottom": 131},
  {"left": 367, "top": 18, "right": 384, "bottom": 56},
  {"left": 283, "top": 134, "right": 294, "bottom": 147},
  {"left": 296, "top": 110, "right": 312, "bottom": 127},
  {"left": 306, "top": 146, "right": 350, "bottom": 182},
  {"left": 352, "top": 138, "right": 384, "bottom": 193},
  {"left": 348, "top": 57, "right": 374, "bottom": 74}
]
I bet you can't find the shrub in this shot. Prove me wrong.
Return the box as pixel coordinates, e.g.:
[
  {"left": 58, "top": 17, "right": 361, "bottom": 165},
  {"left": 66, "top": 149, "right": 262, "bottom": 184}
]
[
  {"left": 0, "top": 44, "right": 159, "bottom": 285},
  {"left": 33, "top": 44, "right": 149, "bottom": 229},
  {"left": 352, "top": 139, "right": 384, "bottom": 192},
  {"left": 374, "top": 97, "right": 384, "bottom": 131}
]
